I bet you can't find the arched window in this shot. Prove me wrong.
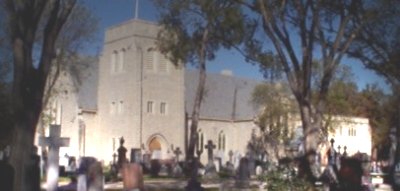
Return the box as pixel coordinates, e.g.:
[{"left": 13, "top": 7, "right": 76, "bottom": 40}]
[
  {"left": 218, "top": 131, "right": 226, "bottom": 151},
  {"left": 196, "top": 129, "right": 204, "bottom": 152},
  {"left": 111, "top": 50, "right": 118, "bottom": 73}
]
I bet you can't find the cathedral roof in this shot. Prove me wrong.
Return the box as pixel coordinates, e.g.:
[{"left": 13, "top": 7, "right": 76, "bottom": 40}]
[{"left": 185, "top": 70, "right": 261, "bottom": 121}]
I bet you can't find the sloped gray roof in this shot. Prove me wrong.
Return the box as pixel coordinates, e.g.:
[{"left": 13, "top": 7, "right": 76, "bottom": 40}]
[{"left": 185, "top": 70, "right": 260, "bottom": 121}]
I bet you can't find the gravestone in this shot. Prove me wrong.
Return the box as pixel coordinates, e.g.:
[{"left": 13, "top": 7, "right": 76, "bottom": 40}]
[
  {"left": 247, "top": 150, "right": 256, "bottom": 176},
  {"left": 39, "top": 124, "right": 70, "bottom": 191},
  {"left": 174, "top": 147, "right": 182, "bottom": 162},
  {"left": 203, "top": 140, "right": 217, "bottom": 179},
  {"left": 117, "top": 137, "right": 128, "bottom": 169},
  {"left": 87, "top": 161, "right": 104, "bottom": 191},
  {"left": 112, "top": 153, "right": 117, "bottom": 165},
  {"left": 142, "top": 153, "right": 151, "bottom": 173},
  {"left": 27, "top": 146, "right": 41, "bottom": 191},
  {"left": 77, "top": 157, "right": 97, "bottom": 191},
  {"left": 214, "top": 157, "right": 221, "bottom": 172},
  {"left": 343, "top": 146, "right": 348, "bottom": 157},
  {"left": 159, "top": 163, "right": 169, "bottom": 176},
  {"left": 172, "top": 163, "right": 184, "bottom": 178},
  {"left": 121, "top": 163, "right": 144, "bottom": 190},
  {"left": 0, "top": 150, "right": 14, "bottom": 191},
  {"left": 109, "top": 153, "right": 118, "bottom": 181},
  {"left": 228, "top": 150, "right": 234, "bottom": 164},
  {"left": 233, "top": 152, "right": 241, "bottom": 169},
  {"left": 205, "top": 140, "right": 216, "bottom": 165},
  {"left": 130, "top": 148, "right": 142, "bottom": 163},
  {"left": 255, "top": 165, "right": 263, "bottom": 176},
  {"left": 67, "top": 156, "right": 77, "bottom": 173},
  {"left": 328, "top": 138, "right": 337, "bottom": 166},
  {"left": 225, "top": 161, "right": 235, "bottom": 177},
  {"left": 235, "top": 157, "right": 251, "bottom": 188},
  {"left": 150, "top": 159, "right": 161, "bottom": 177}
]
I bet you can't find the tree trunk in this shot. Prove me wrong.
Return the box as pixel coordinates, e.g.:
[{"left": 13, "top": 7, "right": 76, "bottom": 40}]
[
  {"left": 299, "top": 104, "right": 322, "bottom": 182},
  {"left": 186, "top": 29, "right": 208, "bottom": 162},
  {"left": 10, "top": 121, "right": 36, "bottom": 191},
  {"left": 389, "top": 95, "right": 400, "bottom": 189},
  {"left": 186, "top": 65, "right": 206, "bottom": 161}
]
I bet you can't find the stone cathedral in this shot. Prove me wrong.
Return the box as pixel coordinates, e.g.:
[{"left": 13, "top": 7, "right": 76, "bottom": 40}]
[{"left": 35, "top": 19, "right": 372, "bottom": 167}]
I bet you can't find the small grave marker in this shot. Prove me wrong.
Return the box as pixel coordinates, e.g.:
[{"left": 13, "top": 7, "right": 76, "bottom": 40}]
[
  {"left": 117, "top": 137, "right": 128, "bottom": 168},
  {"left": 228, "top": 150, "right": 233, "bottom": 163},
  {"left": 204, "top": 140, "right": 217, "bottom": 179},
  {"left": 121, "top": 163, "right": 144, "bottom": 190},
  {"left": 173, "top": 147, "right": 182, "bottom": 162},
  {"left": 205, "top": 140, "right": 216, "bottom": 165}
]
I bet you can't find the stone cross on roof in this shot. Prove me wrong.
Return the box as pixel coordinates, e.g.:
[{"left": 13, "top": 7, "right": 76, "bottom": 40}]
[
  {"left": 205, "top": 140, "right": 216, "bottom": 164},
  {"left": 39, "top": 124, "right": 70, "bottom": 191}
]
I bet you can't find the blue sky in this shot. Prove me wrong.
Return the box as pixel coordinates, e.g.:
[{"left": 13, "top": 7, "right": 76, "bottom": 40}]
[{"left": 86, "top": 0, "right": 389, "bottom": 92}]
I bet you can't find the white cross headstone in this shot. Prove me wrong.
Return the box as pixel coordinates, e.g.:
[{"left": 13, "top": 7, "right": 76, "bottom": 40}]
[{"left": 39, "top": 124, "right": 70, "bottom": 191}]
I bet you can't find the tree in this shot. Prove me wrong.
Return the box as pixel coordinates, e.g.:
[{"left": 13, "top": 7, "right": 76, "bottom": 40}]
[
  {"left": 2, "top": 1, "right": 88, "bottom": 190},
  {"left": 153, "top": 0, "right": 247, "bottom": 188},
  {"left": 0, "top": 5, "right": 13, "bottom": 147},
  {"left": 0, "top": 64, "right": 13, "bottom": 148},
  {"left": 346, "top": 0, "right": 400, "bottom": 187},
  {"left": 238, "top": 0, "right": 368, "bottom": 181},
  {"left": 37, "top": 4, "right": 98, "bottom": 141},
  {"left": 250, "top": 82, "right": 297, "bottom": 164},
  {"left": 348, "top": 0, "right": 400, "bottom": 86}
]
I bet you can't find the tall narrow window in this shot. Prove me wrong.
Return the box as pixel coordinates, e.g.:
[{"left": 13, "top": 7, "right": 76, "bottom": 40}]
[
  {"left": 118, "top": 49, "right": 125, "bottom": 72},
  {"left": 348, "top": 128, "right": 356, "bottom": 136},
  {"left": 147, "top": 101, "right": 153, "bottom": 113},
  {"left": 196, "top": 129, "right": 204, "bottom": 154},
  {"left": 218, "top": 131, "right": 226, "bottom": 151},
  {"left": 111, "top": 51, "right": 118, "bottom": 73},
  {"left": 145, "top": 51, "right": 154, "bottom": 71},
  {"left": 158, "top": 53, "right": 168, "bottom": 73},
  {"left": 160, "top": 102, "right": 167, "bottom": 114}
]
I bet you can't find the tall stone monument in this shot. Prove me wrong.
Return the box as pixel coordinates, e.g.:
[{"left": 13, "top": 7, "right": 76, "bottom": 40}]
[
  {"left": 203, "top": 140, "right": 217, "bottom": 179},
  {"left": 39, "top": 124, "right": 70, "bottom": 191}
]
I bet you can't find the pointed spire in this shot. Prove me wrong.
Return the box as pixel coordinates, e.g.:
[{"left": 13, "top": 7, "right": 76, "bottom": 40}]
[{"left": 135, "top": 0, "right": 139, "bottom": 19}]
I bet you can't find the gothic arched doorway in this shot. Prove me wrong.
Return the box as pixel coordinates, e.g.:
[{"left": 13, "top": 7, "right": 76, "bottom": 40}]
[
  {"left": 149, "top": 137, "right": 162, "bottom": 152},
  {"left": 146, "top": 134, "right": 169, "bottom": 159}
]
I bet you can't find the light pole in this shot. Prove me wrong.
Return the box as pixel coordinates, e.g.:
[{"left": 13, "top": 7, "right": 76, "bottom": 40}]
[{"left": 138, "top": 46, "right": 144, "bottom": 151}]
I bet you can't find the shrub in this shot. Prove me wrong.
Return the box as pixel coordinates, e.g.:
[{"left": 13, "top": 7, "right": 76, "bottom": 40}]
[{"left": 258, "top": 167, "right": 314, "bottom": 191}]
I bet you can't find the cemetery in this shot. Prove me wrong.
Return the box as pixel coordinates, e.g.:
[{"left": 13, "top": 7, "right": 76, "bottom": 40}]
[{"left": 1, "top": 132, "right": 395, "bottom": 191}]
